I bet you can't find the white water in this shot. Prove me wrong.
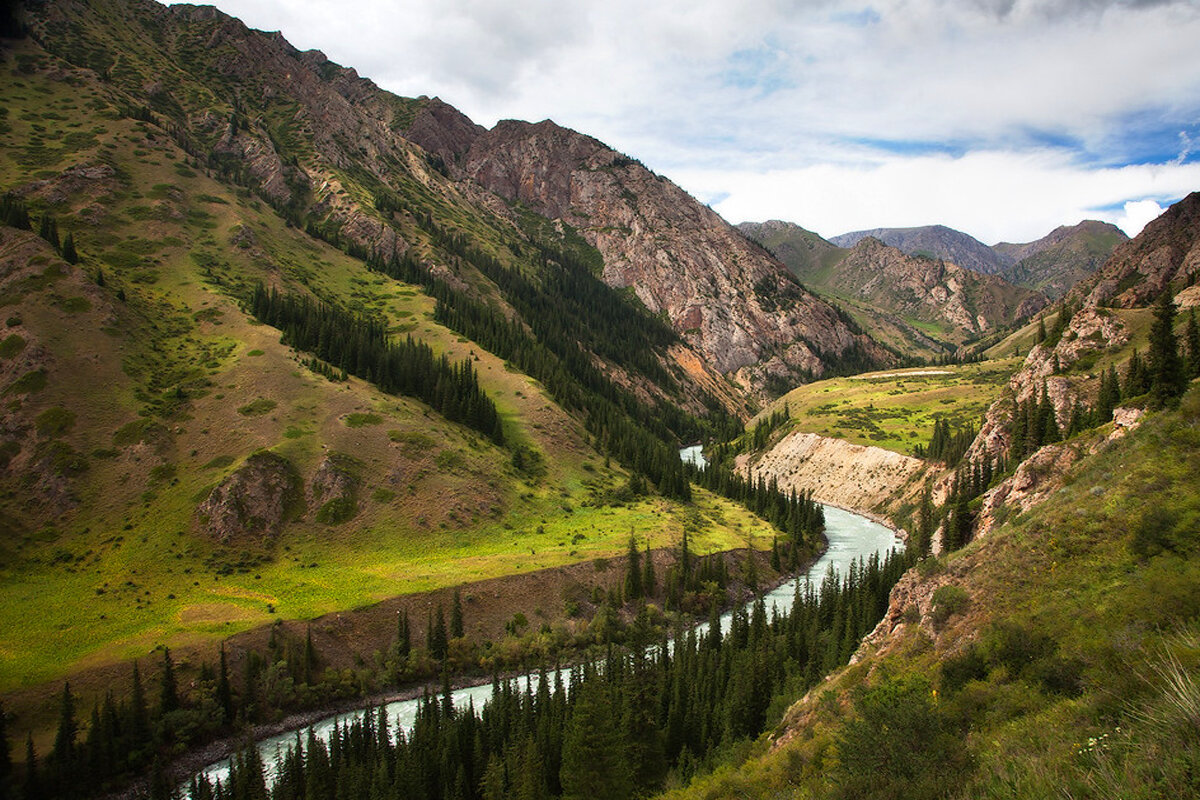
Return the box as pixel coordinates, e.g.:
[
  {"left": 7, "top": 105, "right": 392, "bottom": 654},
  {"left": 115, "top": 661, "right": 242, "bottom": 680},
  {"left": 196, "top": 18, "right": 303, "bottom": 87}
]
[
  {"left": 679, "top": 444, "right": 708, "bottom": 470},
  {"left": 190, "top": 504, "right": 900, "bottom": 792}
]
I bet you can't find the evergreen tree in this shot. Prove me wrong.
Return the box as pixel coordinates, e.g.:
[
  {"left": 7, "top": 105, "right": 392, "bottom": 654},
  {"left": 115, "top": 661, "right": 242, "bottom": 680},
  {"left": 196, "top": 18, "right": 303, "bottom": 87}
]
[
  {"left": 1148, "top": 290, "right": 1187, "bottom": 408},
  {"left": 159, "top": 647, "right": 179, "bottom": 716},
  {"left": 429, "top": 605, "right": 448, "bottom": 661},
  {"left": 1187, "top": 309, "right": 1200, "bottom": 379},
  {"left": 61, "top": 232, "right": 78, "bottom": 265},
  {"left": 216, "top": 646, "right": 233, "bottom": 725},
  {"left": 560, "top": 680, "right": 632, "bottom": 800},
  {"left": 624, "top": 534, "right": 643, "bottom": 602},
  {"left": 641, "top": 543, "right": 656, "bottom": 597},
  {"left": 22, "top": 736, "right": 40, "bottom": 800},
  {"left": 396, "top": 610, "right": 411, "bottom": 660}
]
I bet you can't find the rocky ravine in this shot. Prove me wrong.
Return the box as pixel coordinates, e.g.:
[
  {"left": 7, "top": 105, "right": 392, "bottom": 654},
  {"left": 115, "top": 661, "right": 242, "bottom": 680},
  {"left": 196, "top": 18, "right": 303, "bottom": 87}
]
[{"left": 737, "top": 430, "right": 927, "bottom": 516}]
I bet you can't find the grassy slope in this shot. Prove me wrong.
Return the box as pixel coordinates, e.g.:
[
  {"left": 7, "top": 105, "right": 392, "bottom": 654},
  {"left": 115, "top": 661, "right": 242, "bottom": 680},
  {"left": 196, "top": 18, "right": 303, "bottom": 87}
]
[
  {"left": 660, "top": 384, "right": 1200, "bottom": 800},
  {"left": 751, "top": 362, "right": 1021, "bottom": 455},
  {"left": 0, "top": 44, "right": 778, "bottom": 697}
]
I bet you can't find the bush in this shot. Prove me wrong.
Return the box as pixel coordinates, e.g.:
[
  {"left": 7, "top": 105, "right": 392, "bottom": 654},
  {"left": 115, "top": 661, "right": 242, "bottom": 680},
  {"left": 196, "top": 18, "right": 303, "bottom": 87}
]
[{"left": 931, "top": 584, "right": 971, "bottom": 630}]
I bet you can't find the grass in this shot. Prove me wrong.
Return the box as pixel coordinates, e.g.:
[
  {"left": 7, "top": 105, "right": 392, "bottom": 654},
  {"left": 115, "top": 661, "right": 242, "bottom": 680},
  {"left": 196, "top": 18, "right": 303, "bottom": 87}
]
[
  {"left": 753, "top": 361, "right": 1021, "bottom": 455},
  {"left": 661, "top": 384, "right": 1200, "bottom": 800}
]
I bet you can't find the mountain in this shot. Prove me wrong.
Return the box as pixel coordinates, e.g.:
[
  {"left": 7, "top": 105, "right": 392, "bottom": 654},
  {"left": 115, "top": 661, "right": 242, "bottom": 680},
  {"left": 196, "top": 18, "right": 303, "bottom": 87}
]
[
  {"left": 737, "top": 219, "right": 846, "bottom": 276},
  {"left": 740, "top": 220, "right": 1045, "bottom": 355},
  {"left": 671, "top": 195, "right": 1200, "bottom": 800},
  {"left": 405, "top": 119, "right": 889, "bottom": 395},
  {"left": 0, "top": 0, "right": 849, "bottom": 727},
  {"left": 994, "top": 220, "right": 1128, "bottom": 299},
  {"left": 830, "top": 223, "right": 1010, "bottom": 275},
  {"left": 1076, "top": 191, "right": 1200, "bottom": 308}
]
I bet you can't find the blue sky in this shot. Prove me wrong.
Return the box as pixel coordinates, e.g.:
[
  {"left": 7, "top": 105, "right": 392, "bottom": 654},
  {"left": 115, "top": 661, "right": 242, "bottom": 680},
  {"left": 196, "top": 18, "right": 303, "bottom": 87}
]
[{"left": 200, "top": 0, "right": 1200, "bottom": 243}]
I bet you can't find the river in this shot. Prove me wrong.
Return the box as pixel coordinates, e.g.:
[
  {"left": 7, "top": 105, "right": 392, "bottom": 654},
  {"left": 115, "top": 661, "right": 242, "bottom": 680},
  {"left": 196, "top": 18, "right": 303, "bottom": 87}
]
[{"left": 189, "top": 503, "right": 901, "bottom": 792}]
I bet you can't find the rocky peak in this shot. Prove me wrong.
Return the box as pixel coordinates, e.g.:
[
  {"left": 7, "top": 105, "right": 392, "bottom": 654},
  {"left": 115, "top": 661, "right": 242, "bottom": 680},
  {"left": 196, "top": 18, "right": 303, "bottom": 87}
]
[
  {"left": 1080, "top": 192, "right": 1200, "bottom": 308},
  {"left": 459, "top": 119, "right": 886, "bottom": 394},
  {"left": 402, "top": 98, "right": 485, "bottom": 167}
]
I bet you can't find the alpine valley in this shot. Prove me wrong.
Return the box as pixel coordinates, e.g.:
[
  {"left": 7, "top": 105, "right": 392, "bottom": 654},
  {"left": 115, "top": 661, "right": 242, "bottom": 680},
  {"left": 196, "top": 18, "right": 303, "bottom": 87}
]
[{"left": 0, "top": 2, "right": 1198, "bottom": 800}]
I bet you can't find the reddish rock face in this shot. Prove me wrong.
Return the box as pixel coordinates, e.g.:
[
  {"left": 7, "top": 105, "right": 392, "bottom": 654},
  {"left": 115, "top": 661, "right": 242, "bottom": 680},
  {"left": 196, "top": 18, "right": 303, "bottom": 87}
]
[{"left": 1080, "top": 192, "right": 1200, "bottom": 308}]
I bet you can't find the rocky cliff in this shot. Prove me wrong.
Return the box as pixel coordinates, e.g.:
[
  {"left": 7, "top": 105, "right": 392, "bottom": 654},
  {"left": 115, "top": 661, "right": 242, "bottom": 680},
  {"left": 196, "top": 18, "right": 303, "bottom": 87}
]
[
  {"left": 830, "top": 224, "right": 1009, "bottom": 275},
  {"left": 446, "top": 120, "right": 889, "bottom": 395},
  {"left": 813, "top": 237, "right": 1045, "bottom": 344},
  {"left": 737, "top": 430, "right": 927, "bottom": 516},
  {"left": 1077, "top": 192, "right": 1200, "bottom": 308}
]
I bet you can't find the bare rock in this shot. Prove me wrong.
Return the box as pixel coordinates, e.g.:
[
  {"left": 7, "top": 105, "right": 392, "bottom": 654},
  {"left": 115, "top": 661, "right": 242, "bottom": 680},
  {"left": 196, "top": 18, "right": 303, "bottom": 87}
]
[
  {"left": 309, "top": 454, "right": 360, "bottom": 524},
  {"left": 197, "top": 452, "right": 303, "bottom": 543}
]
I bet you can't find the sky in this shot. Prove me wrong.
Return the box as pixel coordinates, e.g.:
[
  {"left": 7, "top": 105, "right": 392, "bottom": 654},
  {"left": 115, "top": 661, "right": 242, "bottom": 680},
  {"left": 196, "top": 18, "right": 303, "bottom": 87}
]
[{"left": 197, "top": 0, "right": 1200, "bottom": 244}]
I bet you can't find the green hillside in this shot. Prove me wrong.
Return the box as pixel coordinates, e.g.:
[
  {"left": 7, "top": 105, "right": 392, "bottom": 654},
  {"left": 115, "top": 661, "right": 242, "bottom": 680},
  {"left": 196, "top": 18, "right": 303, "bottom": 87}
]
[
  {"left": 0, "top": 17, "right": 765, "bottom": 704},
  {"left": 659, "top": 382, "right": 1200, "bottom": 800}
]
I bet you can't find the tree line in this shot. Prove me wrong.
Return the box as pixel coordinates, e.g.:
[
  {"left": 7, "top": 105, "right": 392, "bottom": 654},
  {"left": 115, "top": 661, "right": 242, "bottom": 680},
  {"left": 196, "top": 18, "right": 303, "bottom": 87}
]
[
  {"left": 248, "top": 284, "right": 504, "bottom": 445},
  {"left": 185, "top": 548, "right": 911, "bottom": 800}
]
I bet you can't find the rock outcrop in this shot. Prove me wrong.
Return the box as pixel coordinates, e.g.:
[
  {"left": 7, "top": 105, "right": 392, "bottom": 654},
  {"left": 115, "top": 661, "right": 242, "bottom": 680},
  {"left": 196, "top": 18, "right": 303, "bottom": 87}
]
[
  {"left": 451, "top": 120, "right": 888, "bottom": 395},
  {"left": 738, "top": 430, "right": 927, "bottom": 513},
  {"left": 1078, "top": 192, "right": 1200, "bottom": 308},
  {"left": 197, "top": 452, "right": 303, "bottom": 542}
]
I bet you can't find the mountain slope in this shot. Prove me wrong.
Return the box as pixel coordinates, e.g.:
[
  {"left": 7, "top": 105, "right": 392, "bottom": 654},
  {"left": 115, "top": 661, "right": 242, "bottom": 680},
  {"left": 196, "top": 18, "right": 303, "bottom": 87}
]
[
  {"left": 994, "top": 220, "right": 1127, "bottom": 299},
  {"left": 0, "top": 0, "right": 810, "bottom": 705},
  {"left": 1077, "top": 191, "right": 1200, "bottom": 308},
  {"left": 830, "top": 224, "right": 1010, "bottom": 275},
  {"left": 407, "top": 117, "right": 891, "bottom": 395},
  {"left": 740, "top": 218, "right": 1045, "bottom": 355}
]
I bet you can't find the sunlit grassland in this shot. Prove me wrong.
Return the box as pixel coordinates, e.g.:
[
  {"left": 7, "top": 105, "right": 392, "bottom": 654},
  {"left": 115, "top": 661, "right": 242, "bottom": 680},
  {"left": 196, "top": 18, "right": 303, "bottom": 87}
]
[{"left": 754, "top": 360, "right": 1022, "bottom": 455}]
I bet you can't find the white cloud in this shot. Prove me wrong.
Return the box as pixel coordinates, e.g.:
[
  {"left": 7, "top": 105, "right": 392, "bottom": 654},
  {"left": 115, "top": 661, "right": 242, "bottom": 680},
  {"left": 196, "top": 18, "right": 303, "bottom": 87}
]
[
  {"left": 1116, "top": 199, "right": 1167, "bottom": 236},
  {"left": 671, "top": 152, "right": 1200, "bottom": 243}
]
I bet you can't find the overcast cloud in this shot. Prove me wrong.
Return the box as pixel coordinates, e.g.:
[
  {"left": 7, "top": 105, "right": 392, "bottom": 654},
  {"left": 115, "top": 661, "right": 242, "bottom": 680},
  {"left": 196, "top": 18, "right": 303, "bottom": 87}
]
[{"left": 197, "top": 0, "right": 1200, "bottom": 243}]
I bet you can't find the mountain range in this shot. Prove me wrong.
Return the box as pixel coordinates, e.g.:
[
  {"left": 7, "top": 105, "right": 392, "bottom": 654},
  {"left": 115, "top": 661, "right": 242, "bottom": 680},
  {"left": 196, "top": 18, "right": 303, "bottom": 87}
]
[{"left": 1, "top": 2, "right": 1199, "bottom": 799}]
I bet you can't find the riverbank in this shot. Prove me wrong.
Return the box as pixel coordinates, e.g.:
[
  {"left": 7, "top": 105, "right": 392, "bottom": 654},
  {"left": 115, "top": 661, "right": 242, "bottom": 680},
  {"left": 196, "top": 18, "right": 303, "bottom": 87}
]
[{"left": 98, "top": 542, "right": 785, "bottom": 799}]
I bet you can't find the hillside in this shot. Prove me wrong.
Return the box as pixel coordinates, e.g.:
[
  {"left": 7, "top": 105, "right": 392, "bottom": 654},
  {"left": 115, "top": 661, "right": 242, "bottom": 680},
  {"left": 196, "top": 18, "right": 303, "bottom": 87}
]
[
  {"left": 1077, "top": 191, "right": 1200, "bottom": 308},
  {"left": 830, "top": 224, "right": 1009, "bottom": 275},
  {"left": 0, "top": 0, "right": 816, "bottom": 748},
  {"left": 995, "top": 220, "right": 1127, "bottom": 300},
  {"left": 741, "top": 220, "right": 1046, "bottom": 355}
]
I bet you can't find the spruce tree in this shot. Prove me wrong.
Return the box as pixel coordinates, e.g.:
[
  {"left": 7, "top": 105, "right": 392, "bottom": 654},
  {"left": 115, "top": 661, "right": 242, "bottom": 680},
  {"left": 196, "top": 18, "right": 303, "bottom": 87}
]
[
  {"left": 560, "top": 681, "right": 632, "bottom": 800},
  {"left": 159, "top": 647, "right": 179, "bottom": 715},
  {"left": 1187, "top": 309, "right": 1200, "bottom": 379},
  {"left": 1148, "top": 290, "right": 1186, "bottom": 408},
  {"left": 61, "top": 233, "right": 78, "bottom": 265},
  {"left": 624, "top": 534, "right": 643, "bottom": 601},
  {"left": 216, "top": 646, "right": 233, "bottom": 725},
  {"left": 641, "top": 543, "right": 656, "bottom": 597}
]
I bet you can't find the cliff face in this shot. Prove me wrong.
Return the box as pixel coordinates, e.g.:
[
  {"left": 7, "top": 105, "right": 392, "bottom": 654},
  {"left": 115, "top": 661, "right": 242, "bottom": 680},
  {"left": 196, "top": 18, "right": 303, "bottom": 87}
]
[
  {"left": 1078, "top": 192, "right": 1200, "bottom": 308},
  {"left": 830, "top": 224, "right": 1010, "bottom": 275},
  {"left": 448, "top": 120, "right": 889, "bottom": 395},
  {"left": 737, "top": 430, "right": 927, "bottom": 515}
]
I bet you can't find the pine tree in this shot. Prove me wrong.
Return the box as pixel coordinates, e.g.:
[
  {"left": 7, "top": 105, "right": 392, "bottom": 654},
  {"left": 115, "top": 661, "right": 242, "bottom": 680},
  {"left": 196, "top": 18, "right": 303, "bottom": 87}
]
[
  {"left": 1148, "top": 290, "right": 1186, "bottom": 408},
  {"left": 429, "top": 605, "right": 448, "bottom": 661},
  {"left": 159, "top": 647, "right": 179, "bottom": 715},
  {"left": 624, "top": 534, "right": 643, "bottom": 602},
  {"left": 641, "top": 543, "right": 656, "bottom": 597},
  {"left": 61, "top": 233, "right": 78, "bottom": 265},
  {"left": 560, "top": 681, "right": 632, "bottom": 800},
  {"left": 216, "top": 646, "right": 233, "bottom": 725},
  {"left": 1187, "top": 309, "right": 1200, "bottom": 379}
]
